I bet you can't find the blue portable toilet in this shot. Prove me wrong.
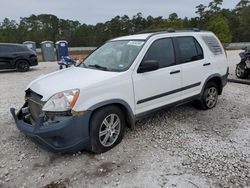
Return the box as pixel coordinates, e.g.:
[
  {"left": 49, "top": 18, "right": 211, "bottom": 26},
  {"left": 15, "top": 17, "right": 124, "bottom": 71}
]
[{"left": 55, "top": 40, "right": 69, "bottom": 61}]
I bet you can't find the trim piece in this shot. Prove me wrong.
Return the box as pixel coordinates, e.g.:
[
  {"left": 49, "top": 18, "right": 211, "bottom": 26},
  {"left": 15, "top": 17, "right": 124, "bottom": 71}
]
[
  {"left": 137, "top": 82, "right": 201, "bottom": 104},
  {"left": 170, "top": 70, "right": 180, "bottom": 74},
  {"left": 136, "top": 94, "right": 200, "bottom": 120},
  {"left": 203, "top": 63, "right": 211, "bottom": 66}
]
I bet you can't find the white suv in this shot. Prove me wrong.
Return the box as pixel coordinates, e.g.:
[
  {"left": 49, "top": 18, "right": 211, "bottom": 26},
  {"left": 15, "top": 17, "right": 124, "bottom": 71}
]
[{"left": 11, "top": 30, "right": 229, "bottom": 153}]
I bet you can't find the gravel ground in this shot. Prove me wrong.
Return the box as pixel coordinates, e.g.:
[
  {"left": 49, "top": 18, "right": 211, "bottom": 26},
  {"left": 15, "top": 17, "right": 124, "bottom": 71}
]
[{"left": 0, "top": 52, "right": 250, "bottom": 188}]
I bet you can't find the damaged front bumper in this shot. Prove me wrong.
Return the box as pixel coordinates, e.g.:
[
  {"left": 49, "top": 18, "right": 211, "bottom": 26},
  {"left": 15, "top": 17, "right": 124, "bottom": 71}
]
[{"left": 10, "top": 103, "right": 92, "bottom": 153}]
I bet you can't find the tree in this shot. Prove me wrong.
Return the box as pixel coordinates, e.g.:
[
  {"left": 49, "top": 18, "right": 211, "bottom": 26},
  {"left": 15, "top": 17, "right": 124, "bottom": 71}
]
[
  {"left": 0, "top": 18, "right": 18, "bottom": 42},
  {"left": 236, "top": 0, "right": 250, "bottom": 9},
  {"left": 1, "top": 0, "right": 250, "bottom": 46},
  {"left": 208, "top": 0, "right": 223, "bottom": 12},
  {"left": 237, "top": 6, "right": 250, "bottom": 41},
  {"left": 169, "top": 13, "right": 178, "bottom": 21},
  {"left": 195, "top": 4, "right": 207, "bottom": 28},
  {"left": 195, "top": 4, "right": 207, "bottom": 18},
  {"left": 206, "top": 14, "right": 232, "bottom": 43}
]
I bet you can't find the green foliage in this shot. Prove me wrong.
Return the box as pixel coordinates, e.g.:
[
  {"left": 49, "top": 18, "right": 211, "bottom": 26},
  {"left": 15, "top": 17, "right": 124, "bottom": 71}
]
[
  {"left": 206, "top": 14, "right": 232, "bottom": 43},
  {"left": 0, "top": 0, "right": 249, "bottom": 46},
  {"left": 237, "top": 6, "right": 250, "bottom": 41}
]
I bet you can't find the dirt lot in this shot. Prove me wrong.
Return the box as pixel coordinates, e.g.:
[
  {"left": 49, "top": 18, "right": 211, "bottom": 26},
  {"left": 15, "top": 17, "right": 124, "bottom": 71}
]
[{"left": 0, "top": 51, "right": 249, "bottom": 188}]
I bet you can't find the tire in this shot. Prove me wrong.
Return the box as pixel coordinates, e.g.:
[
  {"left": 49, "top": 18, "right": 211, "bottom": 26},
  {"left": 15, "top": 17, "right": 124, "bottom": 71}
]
[
  {"left": 59, "top": 65, "right": 63, "bottom": 70},
  {"left": 16, "top": 60, "right": 30, "bottom": 72},
  {"left": 193, "top": 82, "right": 218, "bottom": 110},
  {"left": 236, "top": 63, "right": 249, "bottom": 79},
  {"left": 89, "top": 105, "right": 125, "bottom": 154}
]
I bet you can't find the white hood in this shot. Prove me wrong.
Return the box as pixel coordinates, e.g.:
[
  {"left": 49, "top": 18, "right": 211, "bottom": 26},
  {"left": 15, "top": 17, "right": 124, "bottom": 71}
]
[{"left": 27, "top": 67, "right": 120, "bottom": 101}]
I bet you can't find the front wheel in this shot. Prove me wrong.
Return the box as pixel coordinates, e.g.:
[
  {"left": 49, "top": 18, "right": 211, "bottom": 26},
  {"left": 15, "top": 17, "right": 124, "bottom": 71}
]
[
  {"left": 16, "top": 60, "right": 30, "bottom": 72},
  {"left": 236, "top": 63, "right": 249, "bottom": 79},
  {"left": 193, "top": 82, "right": 218, "bottom": 110},
  {"left": 89, "top": 106, "right": 125, "bottom": 154}
]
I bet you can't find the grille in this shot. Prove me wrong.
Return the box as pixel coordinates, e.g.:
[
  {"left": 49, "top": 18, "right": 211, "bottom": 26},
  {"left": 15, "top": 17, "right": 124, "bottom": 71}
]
[{"left": 25, "top": 89, "right": 44, "bottom": 121}]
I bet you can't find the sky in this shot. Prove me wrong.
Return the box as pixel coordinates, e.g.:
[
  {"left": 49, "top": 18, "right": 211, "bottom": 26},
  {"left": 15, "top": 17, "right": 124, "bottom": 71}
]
[{"left": 0, "top": 0, "right": 240, "bottom": 24}]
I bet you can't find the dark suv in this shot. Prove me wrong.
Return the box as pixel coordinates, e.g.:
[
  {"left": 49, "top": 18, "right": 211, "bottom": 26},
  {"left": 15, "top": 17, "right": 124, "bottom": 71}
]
[{"left": 0, "top": 43, "right": 38, "bottom": 72}]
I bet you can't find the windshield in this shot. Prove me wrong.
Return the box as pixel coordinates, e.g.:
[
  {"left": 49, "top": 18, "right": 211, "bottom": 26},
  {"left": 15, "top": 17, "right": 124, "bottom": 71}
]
[{"left": 79, "top": 40, "right": 145, "bottom": 72}]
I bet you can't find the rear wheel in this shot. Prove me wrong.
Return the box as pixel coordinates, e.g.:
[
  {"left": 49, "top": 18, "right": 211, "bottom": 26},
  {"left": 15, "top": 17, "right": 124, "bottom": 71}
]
[
  {"left": 193, "top": 82, "right": 218, "bottom": 110},
  {"left": 16, "top": 60, "right": 30, "bottom": 72},
  {"left": 89, "top": 106, "right": 125, "bottom": 154},
  {"left": 236, "top": 63, "right": 249, "bottom": 79}
]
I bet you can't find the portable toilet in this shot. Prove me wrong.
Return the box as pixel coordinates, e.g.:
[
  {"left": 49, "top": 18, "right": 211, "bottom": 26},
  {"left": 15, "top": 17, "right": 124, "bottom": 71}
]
[
  {"left": 23, "top": 41, "right": 36, "bottom": 53},
  {"left": 41, "top": 41, "right": 55, "bottom": 62},
  {"left": 55, "top": 40, "right": 69, "bottom": 61}
]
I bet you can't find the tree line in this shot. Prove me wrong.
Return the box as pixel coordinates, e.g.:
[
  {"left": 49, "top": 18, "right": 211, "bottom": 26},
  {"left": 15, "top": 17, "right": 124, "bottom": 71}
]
[{"left": 0, "top": 0, "right": 250, "bottom": 47}]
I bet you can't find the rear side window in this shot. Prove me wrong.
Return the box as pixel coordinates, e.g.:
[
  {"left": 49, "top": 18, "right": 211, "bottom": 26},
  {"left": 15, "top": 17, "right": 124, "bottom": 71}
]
[
  {"left": 176, "top": 37, "right": 204, "bottom": 63},
  {"left": 0, "top": 45, "right": 28, "bottom": 53},
  {"left": 143, "top": 38, "right": 175, "bottom": 68},
  {"left": 0, "top": 45, "right": 15, "bottom": 53},
  {"left": 202, "top": 36, "right": 223, "bottom": 55},
  {"left": 14, "top": 45, "right": 28, "bottom": 52}
]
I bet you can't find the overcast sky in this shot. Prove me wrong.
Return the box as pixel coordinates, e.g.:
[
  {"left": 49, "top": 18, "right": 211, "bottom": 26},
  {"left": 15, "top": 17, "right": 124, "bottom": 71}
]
[{"left": 0, "top": 0, "right": 239, "bottom": 24}]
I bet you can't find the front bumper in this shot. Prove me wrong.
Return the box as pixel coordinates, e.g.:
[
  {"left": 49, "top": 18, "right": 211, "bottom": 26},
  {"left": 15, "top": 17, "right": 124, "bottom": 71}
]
[
  {"left": 10, "top": 105, "right": 91, "bottom": 153},
  {"left": 30, "top": 57, "right": 38, "bottom": 66}
]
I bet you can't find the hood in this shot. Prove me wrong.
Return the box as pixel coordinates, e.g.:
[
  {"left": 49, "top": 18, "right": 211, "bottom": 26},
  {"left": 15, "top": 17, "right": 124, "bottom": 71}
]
[{"left": 27, "top": 67, "right": 120, "bottom": 101}]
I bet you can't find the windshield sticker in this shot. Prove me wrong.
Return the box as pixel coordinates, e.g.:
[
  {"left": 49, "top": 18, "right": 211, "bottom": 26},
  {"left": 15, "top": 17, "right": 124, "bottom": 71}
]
[
  {"left": 127, "top": 41, "right": 144, "bottom": 47},
  {"left": 118, "top": 64, "right": 124, "bottom": 68}
]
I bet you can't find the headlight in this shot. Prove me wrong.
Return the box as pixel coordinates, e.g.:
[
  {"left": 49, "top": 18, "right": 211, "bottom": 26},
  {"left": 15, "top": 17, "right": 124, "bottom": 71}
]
[{"left": 42, "top": 89, "right": 80, "bottom": 112}]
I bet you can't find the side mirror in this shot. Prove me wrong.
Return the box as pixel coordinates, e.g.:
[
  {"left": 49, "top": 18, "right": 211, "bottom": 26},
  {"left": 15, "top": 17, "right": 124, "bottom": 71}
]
[{"left": 137, "top": 60, "right": 159, "bottom": 73}]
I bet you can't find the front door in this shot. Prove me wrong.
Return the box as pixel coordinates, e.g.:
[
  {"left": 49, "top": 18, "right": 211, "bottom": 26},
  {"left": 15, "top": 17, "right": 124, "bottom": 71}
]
[{"left": 132, "top": 38, "right": 182, "bottom": 115}]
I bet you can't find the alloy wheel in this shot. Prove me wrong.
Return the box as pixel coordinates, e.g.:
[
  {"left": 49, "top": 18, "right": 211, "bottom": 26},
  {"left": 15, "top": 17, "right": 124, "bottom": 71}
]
[
  {"left": 99, "top": 114, "right": 121, "bottom": 147},
  {"left": 205, "top": 87, "right": 218, "bottom": 108}
]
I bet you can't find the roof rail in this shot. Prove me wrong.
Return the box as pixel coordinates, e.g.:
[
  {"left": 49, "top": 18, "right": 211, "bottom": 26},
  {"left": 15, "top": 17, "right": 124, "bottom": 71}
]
[
  {"left": 193, "top": 28, "right": 200, "bottom": 32},
  {"left": 144, "top": 27, "right": 203, "bottom": 41},
  {"left": 135, "top": 28, "right": 169, "bottom": 34},
  {"left": 135, "top": 27, "right": 201, "bottom": 35},
  {"left": 167, "top": 28, "right": 175, "bottom": 33}
]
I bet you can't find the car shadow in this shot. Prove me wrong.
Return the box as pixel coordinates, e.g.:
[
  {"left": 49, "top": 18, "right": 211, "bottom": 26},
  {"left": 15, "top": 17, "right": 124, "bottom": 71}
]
[{"left": 0, "top": 68, "right": 40, "bottom": 74}]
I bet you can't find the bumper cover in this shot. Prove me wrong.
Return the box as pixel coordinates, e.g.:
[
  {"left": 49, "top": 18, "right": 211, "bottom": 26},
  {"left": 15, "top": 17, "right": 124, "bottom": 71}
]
[
  {"left": 30, "top": 56, "right": 38, "bottom": 66},
  {"left": 10, "top": 107, "right": 91, "bottom": 153},
  {"left": 222, "top": 68, "right": 229, "bottom": 87}
]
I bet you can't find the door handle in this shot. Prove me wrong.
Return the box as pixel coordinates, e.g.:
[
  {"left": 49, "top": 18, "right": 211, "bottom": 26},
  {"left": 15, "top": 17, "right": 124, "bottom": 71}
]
[
  {"left": 203, "top": 63, "right": 211, "bottom": 66},
  {"left": 170, "top": 70, "right": 180, "bottom": 75}
]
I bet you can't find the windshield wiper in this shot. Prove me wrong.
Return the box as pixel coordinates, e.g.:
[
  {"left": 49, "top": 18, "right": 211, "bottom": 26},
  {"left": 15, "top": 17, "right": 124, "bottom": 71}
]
[{"left": 88, "top": 64, "right": 108, "bottom": 70}]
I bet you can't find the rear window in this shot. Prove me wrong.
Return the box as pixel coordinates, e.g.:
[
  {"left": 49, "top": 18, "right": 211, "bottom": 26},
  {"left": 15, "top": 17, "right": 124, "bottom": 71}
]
[
  {"left": 176, "top": 37, "right": 204, "bottom": 63},
  {"left": 202, "top": 36, "right": 223, "bottom": 55},
  {"left": 15, "top": 45, "right": 29, "bottom": 52}
]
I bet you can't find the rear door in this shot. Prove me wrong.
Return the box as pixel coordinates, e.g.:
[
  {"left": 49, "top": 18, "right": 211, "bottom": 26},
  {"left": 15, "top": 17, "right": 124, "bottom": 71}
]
[
  {"left": 174, "top": 36, "right": 206, "bottom": 99},
  {"left": 132, "top": 37, "right": 183, "bottom": 115},
  {"left": 0, "top": 45, "right": 15, "bottom": 69}
]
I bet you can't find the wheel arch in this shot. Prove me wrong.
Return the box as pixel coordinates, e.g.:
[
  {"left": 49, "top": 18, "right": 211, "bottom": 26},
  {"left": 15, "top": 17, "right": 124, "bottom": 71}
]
[
  {"left": 202, "top": 74, "right": 223, "bottom": 95},
  {"left": 88, "top": 99, "right": 135, "bottom": 129},
  {"left": 15, "top": 58, "right": 31, "bottom": 66}
]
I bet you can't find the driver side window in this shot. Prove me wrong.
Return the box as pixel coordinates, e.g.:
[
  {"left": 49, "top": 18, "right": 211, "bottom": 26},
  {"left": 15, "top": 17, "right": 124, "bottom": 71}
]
[{"left": 142, "top": 38, "right": 175, "bottom": 69}]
